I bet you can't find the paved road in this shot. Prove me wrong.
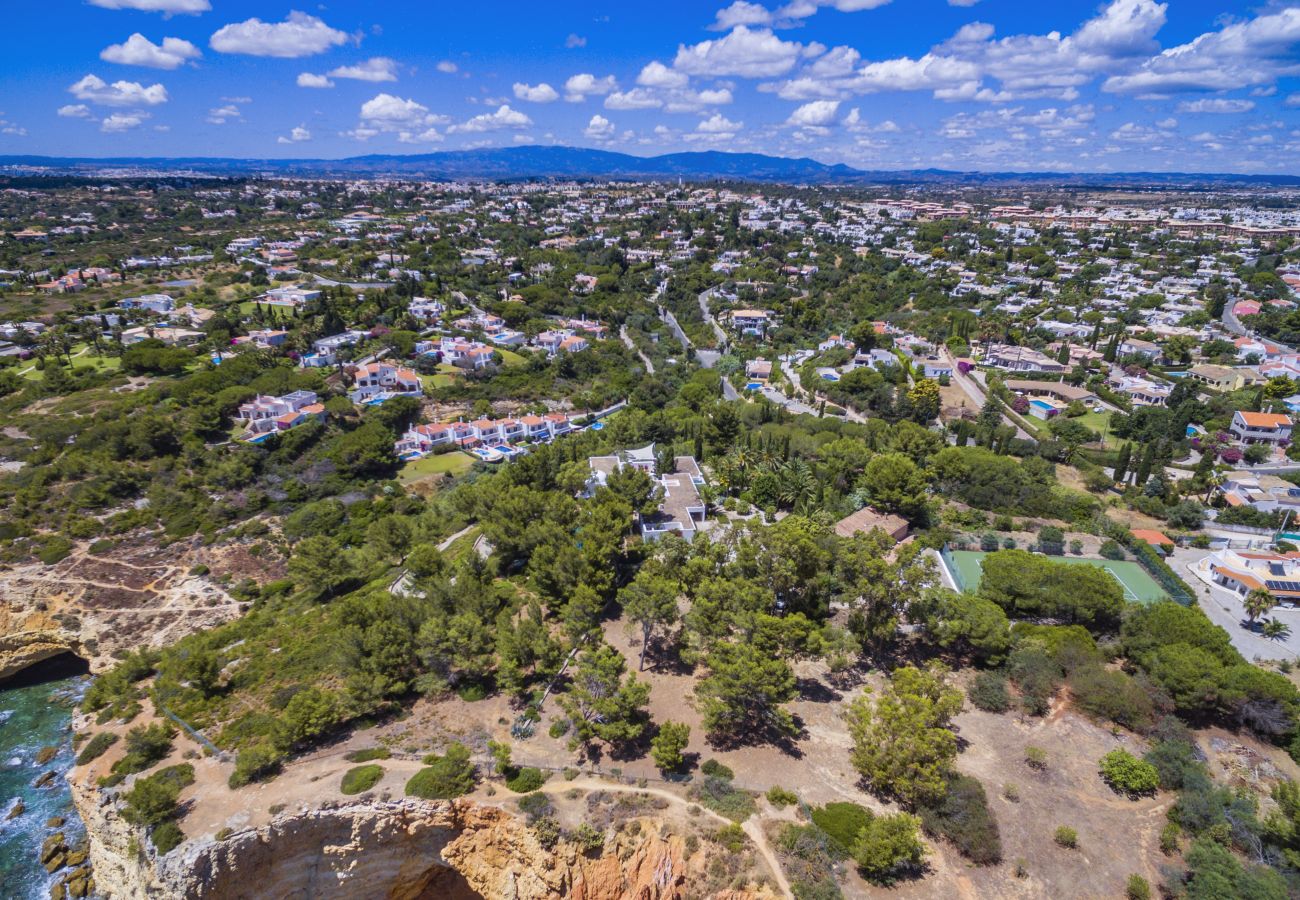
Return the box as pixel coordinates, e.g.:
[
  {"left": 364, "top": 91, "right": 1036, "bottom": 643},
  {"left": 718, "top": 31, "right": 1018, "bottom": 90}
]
[
  {"left": 698, "top": 288, "right": 729, "bottom": 347},
  {"left": 940, "top": 348, "right": 1032, "bottom": 439},
  {"left": 1169, "top": 547, "right": 1300, "bottom": 662},
  {"left": 619, "top": 325, "right": 656, "bottom": 375},
  {"left": 660, "top": 305, "right": 721, "bottom": 369}
]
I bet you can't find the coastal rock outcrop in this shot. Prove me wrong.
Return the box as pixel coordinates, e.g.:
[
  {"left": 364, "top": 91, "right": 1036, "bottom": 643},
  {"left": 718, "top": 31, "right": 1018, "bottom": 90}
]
[
  {"left": 0, "top": 544, "right": 246, "bottom": 680},
  {"left": 71, "top": 788, "right": 771, "bottom": 900}
]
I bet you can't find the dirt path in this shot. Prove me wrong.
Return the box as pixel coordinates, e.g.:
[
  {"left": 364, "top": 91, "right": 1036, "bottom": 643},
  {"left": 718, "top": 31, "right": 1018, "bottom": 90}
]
[{"left": 556, "top": 778, "right": 793, "bottom": 898}]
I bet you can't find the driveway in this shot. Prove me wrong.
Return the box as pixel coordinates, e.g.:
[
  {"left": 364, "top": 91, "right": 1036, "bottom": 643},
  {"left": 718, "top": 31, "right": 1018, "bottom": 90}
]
[
  {"left": 939, "top": 349, "right": 1031, "bottom": 439},
  {"left": 1168, "top": 547, "right": 1300, "bottom": 662}
]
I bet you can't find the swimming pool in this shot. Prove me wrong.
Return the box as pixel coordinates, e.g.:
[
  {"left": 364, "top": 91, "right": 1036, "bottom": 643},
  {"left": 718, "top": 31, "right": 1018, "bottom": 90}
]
[
  {"left": 1029, "top": 399, "right": 1055, "bottom": 413},
  {"left": 745, "top": 382, "right": 764, "bottom": 390}
]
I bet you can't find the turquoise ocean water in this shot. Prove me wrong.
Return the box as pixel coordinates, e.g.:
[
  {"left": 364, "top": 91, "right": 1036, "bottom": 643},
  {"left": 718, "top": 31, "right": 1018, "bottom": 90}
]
[{"left": 0, "top": 659, "right": 88, "bottom": 900}]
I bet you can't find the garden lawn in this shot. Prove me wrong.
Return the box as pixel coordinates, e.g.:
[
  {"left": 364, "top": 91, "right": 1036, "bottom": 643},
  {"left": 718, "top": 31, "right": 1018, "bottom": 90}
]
[
  {"left": 1072, "top": 410, "right": 1116, "bottom": 447},
  {"left": 497, "top": 348, "right": 527, "bottom": 368},
  {"left": 398, "top": 451, "right": 475, "bottom": 484}
]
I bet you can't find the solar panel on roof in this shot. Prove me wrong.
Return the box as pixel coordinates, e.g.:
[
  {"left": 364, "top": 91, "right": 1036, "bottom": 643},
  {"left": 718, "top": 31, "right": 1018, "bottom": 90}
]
[{"left": 1265, "top": 580, "right": 1300, "bottom": 592}]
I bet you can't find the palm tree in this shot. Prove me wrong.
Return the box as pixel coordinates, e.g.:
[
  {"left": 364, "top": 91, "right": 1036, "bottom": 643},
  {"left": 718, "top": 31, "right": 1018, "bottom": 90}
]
[
  {"left": 1245, "top": 588, "right": 1274, "bottom": 627},
  {"left": 778, "top": 459, "right": 817, "bottom": 513},
  {"left": 1263, "top": 618, "right": 1291, "bottom": 642}
]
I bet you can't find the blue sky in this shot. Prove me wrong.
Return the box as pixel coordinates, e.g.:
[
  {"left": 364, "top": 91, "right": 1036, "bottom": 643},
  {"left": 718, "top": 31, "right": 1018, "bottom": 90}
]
[{"left": 1, "top": 0, "right": 1298, "bottom": 172}]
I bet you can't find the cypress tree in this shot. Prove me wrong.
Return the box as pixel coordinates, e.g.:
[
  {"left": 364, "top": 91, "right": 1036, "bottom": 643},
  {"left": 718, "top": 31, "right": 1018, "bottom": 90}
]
[
  {"left": 1112, "top": 442, "right": 1132, "bottom": 484},
  {"left": 1133, "top": 443, "right": 1155, "bottom": 488}
]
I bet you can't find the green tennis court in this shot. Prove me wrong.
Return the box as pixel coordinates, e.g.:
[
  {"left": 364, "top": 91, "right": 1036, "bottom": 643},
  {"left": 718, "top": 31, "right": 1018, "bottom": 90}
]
[{"left": 943, "top": 549, "right": 1167, "bottom": 605}]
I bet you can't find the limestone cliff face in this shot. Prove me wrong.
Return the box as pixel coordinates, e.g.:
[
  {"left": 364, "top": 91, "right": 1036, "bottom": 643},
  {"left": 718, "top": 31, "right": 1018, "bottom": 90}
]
[
  {"left": 71, "top": 790, "right": 760, "bottom": 900},
  {"left": 0, "top": 550, "right": 244, "bottom": 680}
]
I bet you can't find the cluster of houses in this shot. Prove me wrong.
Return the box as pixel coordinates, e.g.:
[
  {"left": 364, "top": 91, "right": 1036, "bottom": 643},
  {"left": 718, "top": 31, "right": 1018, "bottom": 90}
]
[
  {"left": 396, "top": 411, "right": 575, "bottom": 459},
  {"left": 234, "top": 390, "right": 327, "bottom": 441}
]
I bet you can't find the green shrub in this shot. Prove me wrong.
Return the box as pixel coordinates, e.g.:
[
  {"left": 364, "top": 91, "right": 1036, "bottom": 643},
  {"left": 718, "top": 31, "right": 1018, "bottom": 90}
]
[
  {"left": 1100, "top": 540, "right": 1126, "bottom": 560},
  {"left": 340, "top": 764, "right": 384, "bottom": 795},
  {"left": 811, "top": 802, "right": 873, "bottom": 855},
  {"left": 1053, "top": 826, "right": 1077, "bottom": 849},
  {"left": 776, "top": 824, "right": 842, "bottom": 900},
  {"left": 150, "top": 821, "right": 185, "bottom": 854},
  {"left": 700, "top": 759, "right": 734, "bottom": 780},
  {"left": 853, "top": 813, "right": 926, "bottom": 884},
  {"left": 1071, "top": 666, "right": 1155, "bottom": 732},
  {"left": 505, "top": 767, "right": 546, "bottom": 793},
  {"left": 1025, "top": 746, "right": 1047, "bottom": 771},
  {"left": 917, "top": 774, "right": 1002, "bottom": 865},
  {"left": 344, "top": 747, "right": 391, "bottom": 763},
  {"left": 570, "top": 822, "right": 605, "bottom": 852},
  {"left": 690, "top": 775, "right": 757, "bottom": 822},
  {"left": 967, "top": 672, "right": 1010, "bottom": 713},
  {"left": 715, "top": 823, "right": 747, "bottom": 853},
  {"left": 406, "top": 743, "right": 476, "bottom": 799},
  {"left": 1159, "top": 821, "right": 1181, "bottom": 854},
  {"left": 766, "top": 786, "right": 799, "bottom": 808},
  {"left": 1126, "top": 874, "right": 1151, "bottom": 900},
  {"left": 111, "top": 722, "right": 176, "bottom": 776},
  {"left": 1099, "top": 749, "right": 1160, "bottom": 798},
  {"left": 228, "top": 743, "right": 282, "bottom": 789},
  {"left": 517, "top": 792, "right": 554, "bottom": 821},
  {"left": 122, "top": 765, "right": 194, "bottom": 827},
  {"left": 75, "top": 732, "right": 118, "bottom": 766},
  {"left": 38, "top": 536, "right": 73, "bottom": 566}
]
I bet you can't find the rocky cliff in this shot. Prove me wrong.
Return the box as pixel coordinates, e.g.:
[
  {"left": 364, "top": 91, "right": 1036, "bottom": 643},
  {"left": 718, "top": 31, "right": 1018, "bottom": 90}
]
[
  {"left": 71, "top": 786, "right": 777, "bottom": 900},
  {"left": 0, "top": 542, "right": 247, "bottom": 681}
]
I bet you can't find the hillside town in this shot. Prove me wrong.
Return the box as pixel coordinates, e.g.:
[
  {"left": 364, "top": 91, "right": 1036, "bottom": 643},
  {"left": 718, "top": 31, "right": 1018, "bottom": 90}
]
[{"left": 9, "top": 175, "right": 1300, "bottom": 900}]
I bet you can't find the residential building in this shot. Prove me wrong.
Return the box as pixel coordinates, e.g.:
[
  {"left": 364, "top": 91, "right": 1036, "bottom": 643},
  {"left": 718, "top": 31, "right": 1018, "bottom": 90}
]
[
  {"left": 1197, "top": 548, "right": 1300, "bottom": 607},
  {"left": 1229, "top": 411, "right": 1294, "bottom": 445},
  {"left": 745, "top": 358, "right": 773, "bottom": 382},
  {"left": 118, "top": 293, "right": 175, "bottom": 314},
  {"left": 834, "top": 506, "right": 909, "bottom": 543},
  {"left": 349, "top": 363, "right": 422, "bottom": 403},
  {"left": 587, "top": 445, "right": 707, "bottom": 541}
]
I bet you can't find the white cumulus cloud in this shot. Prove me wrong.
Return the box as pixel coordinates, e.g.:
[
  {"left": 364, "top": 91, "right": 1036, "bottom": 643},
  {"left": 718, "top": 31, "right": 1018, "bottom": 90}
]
[
  {"left": 58, "top": 104, "right": 94, "bottom": 119},
  {"left": 101, "top": 113, "right": 146, "bottom": 132},
  {"left": 448, "top": 104, "right": 533, "bottom": 133},
  {"left": 101, "top": 34, "right": 201, "bottom": 69},
  {"left": 564, "top": 73, "right": 618, "bottom": 102},
  {"left": 297, "top": 72, "right": 334, "bottom": 88},
  {"left": 210, "top": 11, "right": 347, "bottom": 58},
  {"left": 69, "top": 74, "right": 168, "bottom": 107},
  {"left": 674, "top": 25, "right": 814, "bottom": 78},
  {"left": 786, "top": 99, "right": 840, "bottom": 126},
  {"left": 584, "top": 114, "right": 615, "bottom": 139},
  {"left": 278, "top": 125, "right": 312, "bottom": 144},
  {"left": 513, "top": 82, "right": 559, "bottom": 103},
  {"left": 328, "top": 58, "right": 399, "bottom": 83},
  {"left": 637, "top": 61, "right": 689, "bottom": 89}
]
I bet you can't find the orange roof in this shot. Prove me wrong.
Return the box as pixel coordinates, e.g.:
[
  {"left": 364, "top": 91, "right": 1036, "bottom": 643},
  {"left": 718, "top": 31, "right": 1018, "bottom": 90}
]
[
  {"left": 300, "top": 403, "right": 325, "bottom": 414},
  {"left": 1130, "top": 529, "right": 1174, "bottom": 546},
  {"left": 1213, "top": 565, "right": 1263, "bottom": 590},
  {"left": 1238, "top": 412, "right": 1293, "bottom": 427}
]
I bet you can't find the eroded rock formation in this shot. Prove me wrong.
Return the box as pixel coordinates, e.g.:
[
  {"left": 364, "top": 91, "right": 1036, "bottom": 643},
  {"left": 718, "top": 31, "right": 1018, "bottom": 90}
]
[{"left": 72, "top": 788, "right": 774, "bottom": 900}]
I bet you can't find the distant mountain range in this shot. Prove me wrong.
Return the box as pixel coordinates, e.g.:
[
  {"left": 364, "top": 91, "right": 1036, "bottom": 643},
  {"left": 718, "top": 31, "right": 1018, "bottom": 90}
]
[{"left": 2, "top": 145, "right": 1299, "bottom": 186}]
